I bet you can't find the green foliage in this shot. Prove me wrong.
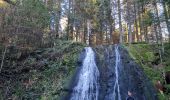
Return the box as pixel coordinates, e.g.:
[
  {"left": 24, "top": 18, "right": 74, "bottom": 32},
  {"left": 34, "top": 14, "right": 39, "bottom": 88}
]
[
  {"left": 126, "top": 44, "right": 170, "bottom": 99},
  {"left": 164, "top": 43, "right": 170, "bottom": 67},
  {"left": 165, "top": 0, "right": 170, "bottom": 5},
  {"left": 143, "top": 10, "right": 154, "bottom": 27},
  {"left": 0, "top": 40, "right": 85, "bottom": 99},
  {"left": 158, "top": 93, "right": 167, "bottom": 100},
  {"left": 3, "top": 0, "right": 50, "bottom": 48},
  {"left": 144, "top": 52, "right": 155, "bottom": 62},
  {"left": 9, "top": 0, "right": 50, "bottom": 29},
  {"left": 125, "top": 44, "right": 161, "bottom": 79}
]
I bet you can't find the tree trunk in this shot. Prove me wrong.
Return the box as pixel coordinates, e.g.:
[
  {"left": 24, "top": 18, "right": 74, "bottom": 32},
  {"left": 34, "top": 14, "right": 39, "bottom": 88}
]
[
  {"left": 154, "top": 1, "right": 164, "bottom": 53},
  {"left": 134, "top": 1, "right": 139, "bottom": 42},
  {"left": 67, "top": 0, "right": 71, "bottom": 40},
  {"left": 55, "top": 0, "right": 61, "bottom": 38},
  {"left": 162, "top": 1, "right": 170, "bottom": 42},
  {"left": 126, "top": 0, "right": 132, "bottom": 44},
  {"left": 87, "top": 19, "right": 91, "bottom": 45},
  {"left": 128, "top": 23, "right": 132, "bottom": 44},
  {"left": 117, "top": 0, "right": 123, "bottom": 43},
  {"left": 144, "top": 26, "right": 149, "bottom": 42},
  {"left": 140, "top": 4, "right": 145, "bottom": 42},
  {"left": 138, "top": 1, "right": 142, "bottom": 42},
  {"left": 110, "top": 22, "right": 113, "bottom": 44},
  {"left": 83, "top": 18, "right": 87, "bottom": 43}
]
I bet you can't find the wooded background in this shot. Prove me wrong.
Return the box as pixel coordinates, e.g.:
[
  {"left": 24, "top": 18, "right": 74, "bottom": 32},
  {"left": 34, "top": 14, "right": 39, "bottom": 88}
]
[{"left": 0, "top": 0, "right": 170, "bottom": 49}]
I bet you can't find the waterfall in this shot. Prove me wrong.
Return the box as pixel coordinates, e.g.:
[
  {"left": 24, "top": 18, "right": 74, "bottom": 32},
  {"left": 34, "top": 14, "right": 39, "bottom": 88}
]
[
  {"left": 70, "top": 47, "right": 100, "bottom": 100},
  {"left": 69, "top": 45, "right": 157, "bottom": 100},
  {"left": 113, "top": 45, "right": 121, "bottom": 100}
]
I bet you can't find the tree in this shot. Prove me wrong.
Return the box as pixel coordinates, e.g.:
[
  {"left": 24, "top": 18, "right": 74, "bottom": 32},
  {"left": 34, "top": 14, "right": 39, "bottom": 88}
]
[
  {"left": 118, "top": 0, "right": 123, "bottom": 43},
  {"left": 134, "top": 0, "right": 139, "bottom": 42},
  {"left": 162, "top": 0, "right": 170, "bottom": 43},
  {"left": 153, "top": 0, "right": 164, "bottom": 52},
  {"left": 3, "top": 0, "right": 50, "bottom": 48}
]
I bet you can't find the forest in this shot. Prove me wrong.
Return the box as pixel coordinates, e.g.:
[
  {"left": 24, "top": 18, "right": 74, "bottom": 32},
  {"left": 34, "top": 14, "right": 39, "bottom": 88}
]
[{"left": 0, "top": 0, "right": 170, "bottom": 100}]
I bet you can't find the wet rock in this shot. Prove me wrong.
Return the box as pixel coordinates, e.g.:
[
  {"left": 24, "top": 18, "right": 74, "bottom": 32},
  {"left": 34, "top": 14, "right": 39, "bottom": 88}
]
[
  {"left": 95, "top": 45, "right": 158, "bottom": 100},
  {"left": 67, "top": 45, "right": 158, "bottom": 100},
  {"left": 77, "top": 48, "right": 86, "bottom": 66}
]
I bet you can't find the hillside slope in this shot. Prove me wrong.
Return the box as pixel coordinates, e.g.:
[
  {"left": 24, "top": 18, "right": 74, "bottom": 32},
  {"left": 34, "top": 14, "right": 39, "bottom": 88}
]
[
  {"left": 0, "top": 40, "right": 85, "bottom": 100},
  {"left": 125, "top": 43, "right": 170, "bottom": 99}
]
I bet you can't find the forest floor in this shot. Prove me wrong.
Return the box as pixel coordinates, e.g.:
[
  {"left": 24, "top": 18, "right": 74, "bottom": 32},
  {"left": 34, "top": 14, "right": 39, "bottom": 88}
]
[{"left": 0, "top": 40, "right": 85, "bottom": 100}]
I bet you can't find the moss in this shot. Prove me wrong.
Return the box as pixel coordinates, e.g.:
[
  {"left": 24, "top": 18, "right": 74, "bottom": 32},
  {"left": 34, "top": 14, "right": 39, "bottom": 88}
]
[
  {"left": 0, "top": 40, "right": 85, "bottom": 99},
  {"left": 126, "top": 43, "right": 170, "bottom": 99},
  {"left": 144, "top": 52, "right": 155, "bottom": 62},
  {"left": 158, "top": 93, "right": 167, "bottom": 100}
]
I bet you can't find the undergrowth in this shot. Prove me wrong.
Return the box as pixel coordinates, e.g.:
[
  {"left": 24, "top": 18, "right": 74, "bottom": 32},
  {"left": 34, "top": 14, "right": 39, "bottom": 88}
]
[
  {"left": 125, "top": 43, "right": 170, "bottom": 100},
  {"left": 0, "top": 39, "right": 85, "bottom": 99}
]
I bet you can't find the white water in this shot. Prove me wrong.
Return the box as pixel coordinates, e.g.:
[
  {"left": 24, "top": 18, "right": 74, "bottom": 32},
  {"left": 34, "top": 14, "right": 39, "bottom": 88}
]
[
  {"left": 70, "top": 47, "right": 100, "bottom": 100},
  {"left": 113, "top": 45, "right": 121, "bottom": 100}
]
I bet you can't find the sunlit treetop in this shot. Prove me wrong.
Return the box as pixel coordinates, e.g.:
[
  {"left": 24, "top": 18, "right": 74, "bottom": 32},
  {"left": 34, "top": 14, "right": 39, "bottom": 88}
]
[{"left": 0, "top": 0, "right": 9, "bottom": 7}]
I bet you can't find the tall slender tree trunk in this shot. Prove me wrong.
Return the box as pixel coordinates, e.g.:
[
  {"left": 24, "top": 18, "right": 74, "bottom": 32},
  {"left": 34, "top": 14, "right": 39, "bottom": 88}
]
[
  {"left": 144, "top": 26, "right": 149, "bottom": 42},
  {"left": 45, "top": 0, "right": 48, "bottom": 6},
  {"left": 71, "top": 0, "right": 75, "bottom": 40},
  {"left": 140, "top": 4, "right": 145, "bottom": 42},
  {"left": 87, "top": 19, "right": 91, "bottom": 45},
  {"left": 152, "top": 1, "right": 164, "bottom": 73},
  {"left": 110, "top": 0, "right": 116, "bottom": 44},
  {"left": 168, "top": 6, "right": 170, "bottom": 20},
  {"left": 67, "top": 0, "right": 71, "bottom": 40},
  {"left": 162, "top": 1, "right": 170, "bottom": 42},
  {"left": 154, "top": 1, "right": 164, "bottom": 53},
  {"left": 100, "top": 23, "right": 103, "bottom": 44},
  {"left": 83, "top": 18, "right": 87, "bottom": 43},
  {"left": 118, "top": 0, "right": 123, "bottom": 43},
  {"left": 106, "top": 25, "right": 108, "bottom": 44},
  {"left": 127, "top": 1, "right": 132, "bottom": 44},
  {"left": 128, "top": 23, "right": 132, "bottom": 44},
  {"left": 76, "top": 28, "right": 79, "bottom": 42},
  {"left": 141, "top": 7, "right": 149, "bottom": 43},
  {"left": 56, "top": 0, "right": 61, "bottom": 38},
  {"left": 138, "top": 1, "right": 142, "bottom": 42},
  {"left": 113, "top": 19, "right": 115, "bottom": 32},
  {"left": 134, "top": 1, "right": 139, "bottom": 42},
  {"left": 110, "top": 22, "right": 113, "bottom": 44}
]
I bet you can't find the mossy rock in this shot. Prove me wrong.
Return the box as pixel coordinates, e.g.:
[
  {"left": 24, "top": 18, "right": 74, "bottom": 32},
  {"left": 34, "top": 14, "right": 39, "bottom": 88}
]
[{"left": 126, "top": 43, "right": 170, "bottom": 99}]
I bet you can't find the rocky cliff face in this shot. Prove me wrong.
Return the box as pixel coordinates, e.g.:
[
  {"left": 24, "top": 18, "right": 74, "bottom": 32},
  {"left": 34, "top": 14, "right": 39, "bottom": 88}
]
[
  {"left": 66, "top": 44, "right": 158, "bottom": 100},
  {"left": 94, "top": 45, "right": 158, "bottom": 100}
]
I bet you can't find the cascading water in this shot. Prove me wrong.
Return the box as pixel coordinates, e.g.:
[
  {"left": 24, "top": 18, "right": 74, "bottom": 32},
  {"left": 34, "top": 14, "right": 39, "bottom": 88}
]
[
  {"left": 70, "top": 47, "right": 100, "bottom": 100},
  {"left": 113, "top": 45, "right": 121, "bottom": 100},
  {"left": 67, "top": 45, "right": 157, "bottom": 100}
]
